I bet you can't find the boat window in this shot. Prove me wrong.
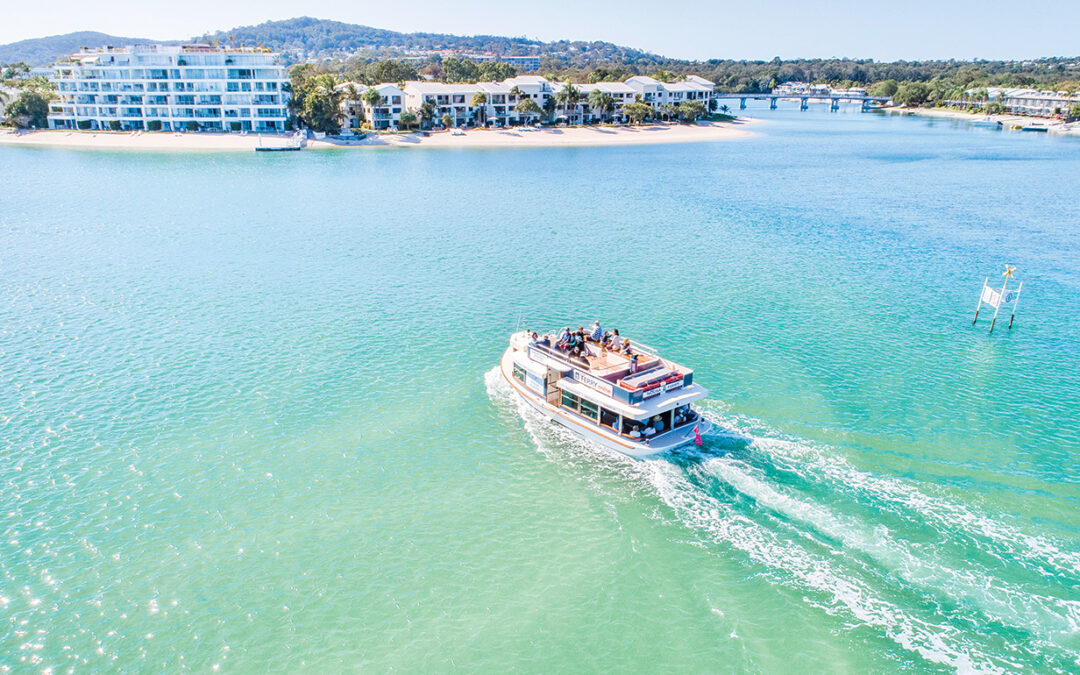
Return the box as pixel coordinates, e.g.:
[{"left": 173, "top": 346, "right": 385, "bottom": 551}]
[
  {"left": 600, "top": 408, "right": 619, "bottom": 428},
  {"left": 580, "top": 399, "right": 599, "bottom": 422},
  {"left": 561, "top": 391, "right": 579, "bottom": 410},
  {"left": 512, "top": 363, "right": 526, "bottom": 383}
]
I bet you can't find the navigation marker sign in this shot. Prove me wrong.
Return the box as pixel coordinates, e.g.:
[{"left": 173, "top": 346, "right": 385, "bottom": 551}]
[{"left": 973, "top": 266, "right": 1023, "bottom": 333}]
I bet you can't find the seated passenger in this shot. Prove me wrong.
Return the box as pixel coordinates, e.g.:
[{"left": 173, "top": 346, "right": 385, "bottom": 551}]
[
  {"left": 621, "top": 337, "right": 632, "bottom": 354},
  {"left": 606, "top": 329, "right": 620, "bottom": 349},
  {"left": 537, "top": 334, "right": 551, "bottom": 348},
  {"left": 590, "top": 321, "right": 603, "bottom": 342},
  {"left": 529, "top": 331, "right": 540, "bottom": 346},
  {"left": 556, "top": 327, "right": 571, "bottom": 350},
  {"left": 652, "top": 415, "right": 665, "bottom": 433},
  {"left": 629, "top": 425, "right": 642, "bottom": 439},
  {"left": 643, "top": 425, "right": 656, "bottom": 437}
]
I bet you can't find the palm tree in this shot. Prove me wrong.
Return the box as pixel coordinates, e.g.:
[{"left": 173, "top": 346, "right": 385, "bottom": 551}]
[
  {"left": 398, "top": 110, "right": 418, "bottom": 131},
  {"left": 363, "top": 87, "right": 384, "bottom": 108},
  {"left": 508, "top": 85, "right": 523, "bottom": 103},
  {"left": 542, "top": 96, "right": 556, "bottom": 123},
  {"left": 720, "top": 104, "right": 731, "bottom": 114},
  {"left": 659, "top": 103, "right": 679, "bottom": 121},
  {"left": 555, "top": 82, "right": 581, "bottom": 123},
  {"left": 470, "top": 91, "right": 488, "bottom": 126},
  {"left": 587, "top": 90, "right": 615, "bottom": 123},
  {"left": 362, "top": 87, "right": 385, "bottom": 128},
  {"left": 514, "top": 97, "right": 541, "bottom": 125},
  {"left": 418, "top": 99, "right": 436, "bottom": 129}
]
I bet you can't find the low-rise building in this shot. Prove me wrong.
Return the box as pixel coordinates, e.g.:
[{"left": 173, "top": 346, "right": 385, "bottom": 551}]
[
  {"left": 996, "top": 88, "right": 1079, "bottom": 117},
  {"left": 48, "top": 44, "right": 290, "bottom": 132},
  {"left": 343, "top": 73, "right": 717, "bottom": 130},
  {"left": 339, "top": 82, "right": 406, "bottom": 130}
]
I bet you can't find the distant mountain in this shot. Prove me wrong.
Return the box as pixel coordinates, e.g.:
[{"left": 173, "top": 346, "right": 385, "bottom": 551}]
[
  {"left": 0, "top": 31, "right": 173, "bottom": 66},
  {"left": 196, "top": 17, "right": 663, "bottom": 66},
  {"left": 1, "top": 18, "right": 660, "bottom": 69}
]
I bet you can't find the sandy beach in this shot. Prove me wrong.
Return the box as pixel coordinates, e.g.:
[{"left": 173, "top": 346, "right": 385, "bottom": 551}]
[
  {"left": 0, "top": 120, "right": 756, "bottom": 153},
  {"left": 889, "top": 107, "right": 1080, "bottom": 136}
]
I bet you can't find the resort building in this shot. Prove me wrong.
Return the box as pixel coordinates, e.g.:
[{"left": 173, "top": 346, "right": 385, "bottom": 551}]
[
  {"left": 502, "top": 56, "right": 542, "bottom": 72},
  {"left": 402, "top": 81, "right": 483, "bottom": 127},
  {"left": 48, "top": 45, "right": 290, "bottom": 132},
  {"left": 624, "top": 75, "right": 714, "bottom": 108},
  {"left": 339, "top": 74, "right": 716, "bottom": 131},
  {"left": 578, "top": 81, "right": 637, "bottom": 122},
  {"left": 338, "top": 82, "right": 406, "bottom": 130},
  {"left": 988, "top": 88, "right": 1080, "bottom": 117}
]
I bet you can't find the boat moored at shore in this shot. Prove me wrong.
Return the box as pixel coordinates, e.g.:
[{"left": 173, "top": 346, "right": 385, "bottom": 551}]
[{"left": 499, "top": 325, "right": 710, "bottom": 458}]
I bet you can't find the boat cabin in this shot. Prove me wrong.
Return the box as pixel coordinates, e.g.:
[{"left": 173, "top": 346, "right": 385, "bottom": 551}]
[{"left": 508, "top": 329, "right": 705, "bottom": 446}]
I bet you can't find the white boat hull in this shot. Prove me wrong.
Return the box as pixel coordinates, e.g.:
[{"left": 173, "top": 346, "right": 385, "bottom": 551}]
[{"left": 499, "top": 348, "right": 710, "bottom": 459}]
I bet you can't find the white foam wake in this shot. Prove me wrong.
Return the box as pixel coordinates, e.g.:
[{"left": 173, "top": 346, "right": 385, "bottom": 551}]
[
  {"left": 643, "top": 458, "right": 1012, "bottom": 673},
  {"left": 484, "top": 368, "right": 1020, "bottom": 672},
  {"left": 696, "top": 455, "right": 1080, "bottom": 649},
  {"left": 695, "top": 404, "right": 1080, "bottom": 583}
]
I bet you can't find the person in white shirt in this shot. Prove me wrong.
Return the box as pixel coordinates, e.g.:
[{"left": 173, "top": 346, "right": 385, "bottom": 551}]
[{"left": 629, "top": 425, "right": 642, "bottom": 439}]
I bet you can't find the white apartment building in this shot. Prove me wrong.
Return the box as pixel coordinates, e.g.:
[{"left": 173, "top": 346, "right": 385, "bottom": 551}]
[
  {"left": 980, "top": 88, "right": 1080, "bottom": 117},
  {"left": 48, "top": 45, "right": 290, "bottom": 132},
  {"left": 578, "top": 82, "right": 636, "bottom": 122},
  {"left": 339, "top": 83, "right": 406, "bottom": 130},
  {"left": 624, "top": 75, "right": 714, "bottom": 108},
  {"left": 339, "top": 74, "right": 716, "bottom": 130},
  {"left": 402, "top": 82, "right": 480, "bottom": 127}
]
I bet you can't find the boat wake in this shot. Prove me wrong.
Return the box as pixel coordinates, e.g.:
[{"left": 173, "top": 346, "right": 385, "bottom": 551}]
[{"left": 484, "top": 367, "right": 1080, "bottom": 673}]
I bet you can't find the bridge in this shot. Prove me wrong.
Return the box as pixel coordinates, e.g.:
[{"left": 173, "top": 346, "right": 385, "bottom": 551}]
[{"left": 713, "top": 93, "right": 892, "bottom": 112}]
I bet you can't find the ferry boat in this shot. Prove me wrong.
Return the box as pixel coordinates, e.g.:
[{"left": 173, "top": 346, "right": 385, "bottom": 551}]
[{"left": 499, "top": 327, "right": 711, "bottom": 458}]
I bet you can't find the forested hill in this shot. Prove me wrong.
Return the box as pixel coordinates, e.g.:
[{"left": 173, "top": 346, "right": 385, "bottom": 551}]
[
  {"left": 0, "top": 31, "right": 165, "bottom": 65},
  {"left": 0, "top": 17, "right": 661, "bottom": 68},
  {"left": 196, "top": 17, "right": 662, "bottom": 66}
]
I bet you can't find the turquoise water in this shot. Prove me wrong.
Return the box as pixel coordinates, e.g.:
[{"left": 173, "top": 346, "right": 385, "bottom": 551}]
[{"left": 2, "top": 105, "right": 1079, "bottom": 673}]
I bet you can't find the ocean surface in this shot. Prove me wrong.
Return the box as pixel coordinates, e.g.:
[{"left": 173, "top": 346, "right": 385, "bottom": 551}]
[{"left": 2, "top": 104, "right": 1079, "bottom": 673}]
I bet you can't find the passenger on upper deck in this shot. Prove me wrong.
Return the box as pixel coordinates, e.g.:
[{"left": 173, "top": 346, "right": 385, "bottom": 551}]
[
  {"left": 557, "top": 327, "right": 570, "bottom": 348},
  {"left": 621, "top": 337, "right": 632, "bottom": 355},
  {"left": 605, "top": 329, "right": 620, "bottom": 350},
  {"left": 590, "top": 321, "right": 603, "bottom": 342},
  {"left": 567, "top": 331, "right": 583, "bottom": 351}
]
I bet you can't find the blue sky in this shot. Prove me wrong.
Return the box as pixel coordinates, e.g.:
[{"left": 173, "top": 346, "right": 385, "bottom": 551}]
[{"left": 3, "top": 0, "right": 1078, "bottom": 61}]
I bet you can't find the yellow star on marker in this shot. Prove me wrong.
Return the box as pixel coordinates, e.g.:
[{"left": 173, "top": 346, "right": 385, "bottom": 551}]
[{"left": 1003, "top": 265, "right": 1015, "bottom": 279}]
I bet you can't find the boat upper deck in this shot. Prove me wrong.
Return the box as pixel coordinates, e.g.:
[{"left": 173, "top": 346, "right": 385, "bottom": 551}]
[{"left": 511, "top": 327, "right": 698, "bottom": 408}]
